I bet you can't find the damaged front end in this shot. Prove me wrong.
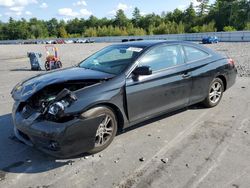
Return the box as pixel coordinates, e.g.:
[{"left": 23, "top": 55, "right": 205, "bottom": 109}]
[
  {"left": 17, "top": 80, "right": 101, "bottom": 122},
  {"left": 12, "top": 79, "right": 106, "bottom": 158}
]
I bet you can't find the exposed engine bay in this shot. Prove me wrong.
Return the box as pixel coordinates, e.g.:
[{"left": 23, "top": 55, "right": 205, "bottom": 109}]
[{"left": 21, "top": 80, "right": 102, "bottom": 121}]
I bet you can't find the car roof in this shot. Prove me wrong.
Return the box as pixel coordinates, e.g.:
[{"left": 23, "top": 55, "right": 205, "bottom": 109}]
[
  {"left": 117, "top": 40, "right": 198, "bottom": 48},
  {"left": 115, "top": 40, "right": 219, "bottom": 57}
]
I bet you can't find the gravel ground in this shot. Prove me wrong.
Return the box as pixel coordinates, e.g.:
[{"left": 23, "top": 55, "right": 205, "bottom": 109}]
[
  {"left": 0, "top": 42, "right": 249, "bottom": 188},
  {"left": 204, "top": 42, "right": 250, "bottom": 77}
]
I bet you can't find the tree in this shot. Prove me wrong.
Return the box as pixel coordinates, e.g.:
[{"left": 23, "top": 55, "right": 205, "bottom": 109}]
[
  {"left": 191, "top": 21, "right": 216, "bottom": 32},
  {"left": 183, "top": 3, "right": 197, "bottom": 32},
  {"left": 132, "top": 7, "right": 141, "bottom": 27},
  {"left": 223, "top": 26, "right": 236, "bottom": 31},
  {"left": 208, "top": 0, "right": 239, "bottom": 31},
  {"left": 0, "top": 0, "right": 250, "bottom": 40},
  {"left": 170, "top": 9, "right": 184, "bottom": 23},
  {"left": 197, "top": 0, "right": 210, "bottom": 16},
  {"left": 84, "top": 27, "right": 97, "bottom": 37},
  {"left": 46, "top": 18, "right": 59, "bottom": 37},
  {"left": 86, "top": 15, "right": 98, "bottom": 28},
  {"left": 29, "top": 18, "right": 48, "bottom": 38},
  {"left": 66, "top": 18, "right": 82, "bottom": 34},
  {"left": 244, "top": 22, "right": 250, "bottom": 30},
  {"left": 114, "top": 9, "right": 129, "bottom": 27},
  {"left": 58, "top": 26, "right": 68, "bottom": 38}
]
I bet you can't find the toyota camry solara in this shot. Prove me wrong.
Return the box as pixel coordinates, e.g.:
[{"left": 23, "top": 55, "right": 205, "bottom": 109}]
[{"left": 11, "top": 41, "right": 237, "bottom": 158}]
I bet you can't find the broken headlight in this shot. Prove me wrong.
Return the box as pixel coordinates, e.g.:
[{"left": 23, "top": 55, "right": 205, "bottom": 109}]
[
  {"left": 46, "top": 88, "right": 77, "bottom": 118},
  {"left": 48, "top": 100, "right": 69, "bottom": 116}
]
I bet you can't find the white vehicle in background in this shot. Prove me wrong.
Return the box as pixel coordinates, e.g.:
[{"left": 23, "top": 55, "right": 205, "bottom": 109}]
[
  {"left": 74, "top": 39, "right": 87, "bottom": 43},
  {"left": 65, "top": 39, "right": 74, "bottom": 44},
  {"left": 46, "top": 40, "right": 54, "bottom": 44}
]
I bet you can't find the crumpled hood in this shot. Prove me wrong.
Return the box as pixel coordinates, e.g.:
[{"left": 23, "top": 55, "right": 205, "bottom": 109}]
[{"left": 11, "top": 67, "right": 115, "bottom": 101}]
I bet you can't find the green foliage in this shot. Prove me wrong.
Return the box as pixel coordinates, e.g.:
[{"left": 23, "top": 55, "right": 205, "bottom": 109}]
[
  {"left": 46, "top": 18, "right": 59, "bottom": 37},
  {"left": 132, "top": 7, "right": 141, "bottom": 28},
  {"left": 244, "top": 22, "right": 250, "bottom": 30},
  {"left": 0, "top": 0, "right": 249, "bottom": 40},
  {"left": 84, "top": 25, "right": 146, "bottom": 37},
  {"left": 183, "top": 3, "right": 197, "bottom": 32},
  {"left": 191, "top": 21, "right": 217, "bottom": 33},
  {"left": 84, "top": 27, "right": 97, "bottom": 37},
  {"left": 223, "top": 26, "right": 237, "bottom": 31},
  {"left": 196, "top": 0, "right": 210, "bottom": 16},
  {"left": 29, "top": 18, "right": 48, "bottom": 39},
  {"left": 114, "top": 9, "right": 129, "bottom": 27},
  {"left": 58, "top": 26, "right": 68, "bottom": 38},
  {"left": 153, "top": 21, "right": 185, "bottom": 34}
]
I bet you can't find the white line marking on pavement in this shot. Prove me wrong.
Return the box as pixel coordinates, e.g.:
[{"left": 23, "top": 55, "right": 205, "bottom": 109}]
[
  {"left": 117, "top": 110, "right": 210, "bottom": 188},
  {"left": 191, "top": 118, "right": 250, "bottom": 188}
]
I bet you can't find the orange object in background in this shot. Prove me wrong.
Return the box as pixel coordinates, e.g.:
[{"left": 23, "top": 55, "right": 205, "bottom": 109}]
[{"left": 45, "top": 45, "right": 62, "bottom": 71}]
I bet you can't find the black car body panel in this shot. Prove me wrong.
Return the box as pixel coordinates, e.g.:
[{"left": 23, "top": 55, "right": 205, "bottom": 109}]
[
  {"left": 126, "top": 63, "right": 192, "bottom": 122},
  {"left": 11, "top": 41, "right": 237, "bottom": 158}
]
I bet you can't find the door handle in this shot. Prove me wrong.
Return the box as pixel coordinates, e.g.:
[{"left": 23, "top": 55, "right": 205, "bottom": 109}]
[{"left": 182, "top": 72, "right": 191, "bottom": 79}]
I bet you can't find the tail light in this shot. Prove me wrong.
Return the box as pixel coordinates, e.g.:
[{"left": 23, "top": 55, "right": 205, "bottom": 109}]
[{"left": 228, "top": 58, "right": 235, "bottom": 66}]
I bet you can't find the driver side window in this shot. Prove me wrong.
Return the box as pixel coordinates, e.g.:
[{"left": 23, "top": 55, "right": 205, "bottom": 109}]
[{"left": 139, "top": 45, "right": 184, "bottom": 72}]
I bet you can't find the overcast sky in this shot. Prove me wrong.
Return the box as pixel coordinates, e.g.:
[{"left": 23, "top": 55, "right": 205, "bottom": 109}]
[{"left": 0, "top": 0, "right": 216, "bottom": 22}]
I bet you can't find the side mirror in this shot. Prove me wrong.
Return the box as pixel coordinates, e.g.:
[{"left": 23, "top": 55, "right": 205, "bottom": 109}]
[{"left": 132, "top": 66, "right": 152, "bottom": 76}]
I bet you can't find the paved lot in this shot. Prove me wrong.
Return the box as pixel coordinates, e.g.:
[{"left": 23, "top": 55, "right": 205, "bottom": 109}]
[{"left": 0, "top": 43, "right": 250, "bottom": 188}]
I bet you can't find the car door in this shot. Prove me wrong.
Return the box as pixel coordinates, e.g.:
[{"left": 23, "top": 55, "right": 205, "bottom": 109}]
[{"left": 125, "top": 44, "right": 193, "bottom": 123}]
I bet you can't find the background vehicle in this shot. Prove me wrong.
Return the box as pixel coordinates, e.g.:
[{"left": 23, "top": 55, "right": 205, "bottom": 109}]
[
  {"left": 65, "top": 39, "right": 74, "bottom": 44},
  {"left": 85, "top": 38, "right": 95, "bottom": 43},
  {"left": 202, "top": 36, "right": 219, "bottom": 44},
  {"left": 74, "top": 39, "right": 87, "bottom": 43},
  {"left": 53, "top": 39, "right": 65, "bottom": 44},
  {"left": 11, "top": 41, "right": 237, "bottom": 158},
  {"left": 45, "top": 40, "right": 54, "bottom": 44}
]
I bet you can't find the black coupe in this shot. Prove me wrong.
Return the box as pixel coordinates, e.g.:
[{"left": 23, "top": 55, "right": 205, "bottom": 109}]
[{"left": 11, "top": 41, "right": 237, "bottom": 157}]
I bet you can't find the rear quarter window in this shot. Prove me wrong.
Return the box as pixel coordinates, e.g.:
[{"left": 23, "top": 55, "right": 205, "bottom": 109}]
[
  {"left": 139, "top": 45, "right": 185, "bottom": 72},
  {"left": 184, "top": 46, "right": 209, "bottom": 62}
]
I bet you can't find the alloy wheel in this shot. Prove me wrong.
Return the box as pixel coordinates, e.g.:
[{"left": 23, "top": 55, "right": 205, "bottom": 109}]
[
  {"left": 95, "top": 114, "right": 114, "bottom": 147},
  {"left": 209, "top": 81, "right": 222, "bottom": 104}
]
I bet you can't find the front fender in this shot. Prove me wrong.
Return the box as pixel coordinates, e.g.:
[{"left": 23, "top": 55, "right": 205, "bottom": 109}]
[
  {"left": 64, "top": 75, "right": 128, "bottom": 123},
  {"left": 65, "top": 88, "right": 123, "bottom": 114}
]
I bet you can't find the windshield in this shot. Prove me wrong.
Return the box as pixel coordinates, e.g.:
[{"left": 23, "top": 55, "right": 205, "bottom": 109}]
[{"left": 79, "top": 45, "right": 144, "bottom": 75}]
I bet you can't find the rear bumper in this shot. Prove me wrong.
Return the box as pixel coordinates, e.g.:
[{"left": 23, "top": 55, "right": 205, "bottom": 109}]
[
  {"left": 226, "top": 66, "right": 237, "bottom": 90},
  {"left": 12, "top": 102, "right": 103, "bottom": 158}
]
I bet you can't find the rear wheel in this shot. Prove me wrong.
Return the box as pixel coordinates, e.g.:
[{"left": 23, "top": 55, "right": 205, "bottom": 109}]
[
  {"left": 82, "top": 106, "right": 118, "bottom": 154},
  {"left": 203, "top": 78, "right": 224, "bottom": 108},
  {"left": 56, "top": 61, "right": 62, "bottom": 69}
]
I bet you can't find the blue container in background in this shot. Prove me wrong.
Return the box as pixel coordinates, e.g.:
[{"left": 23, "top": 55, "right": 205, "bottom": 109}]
[{"left": 27, "top": 52, "right": 42, "bottom": 70}]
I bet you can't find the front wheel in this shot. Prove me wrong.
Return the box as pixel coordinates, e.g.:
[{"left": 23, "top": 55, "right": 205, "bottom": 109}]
[
  {"left": 82, "top": 106, "right": 118, "bottom": 154},
  {"left": 45, "top": 61, "right": 50, "bottom": 71},
  {"left": 203, "top": 78, "right": 224, "bottom": 108}
]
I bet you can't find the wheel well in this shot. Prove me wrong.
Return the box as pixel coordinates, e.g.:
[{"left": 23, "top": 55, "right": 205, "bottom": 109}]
[
  {"left": 216, "top": 75, "right": 227, "bottom": 91},
  {"left": 93, "top": 103, "right": 125, "bottom": 131}
]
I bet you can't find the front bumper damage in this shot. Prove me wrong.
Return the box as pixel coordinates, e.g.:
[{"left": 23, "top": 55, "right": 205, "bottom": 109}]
[{"left": 12, "top": 101, "right": 104, "bottom": 158}]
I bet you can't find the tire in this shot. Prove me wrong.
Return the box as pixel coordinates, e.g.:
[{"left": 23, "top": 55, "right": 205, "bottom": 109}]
[
  {"left": 45, "top": 61, "right": 50, "bottom": 71},
  {"left": 203, "top": 78, "right": 224, "bottom": 108},
  {"left": 56, "top": 61, "right": 62, "bottom": 69},
  {"left": 82, "top": 106, "right": 118, "bottom": 154}
]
